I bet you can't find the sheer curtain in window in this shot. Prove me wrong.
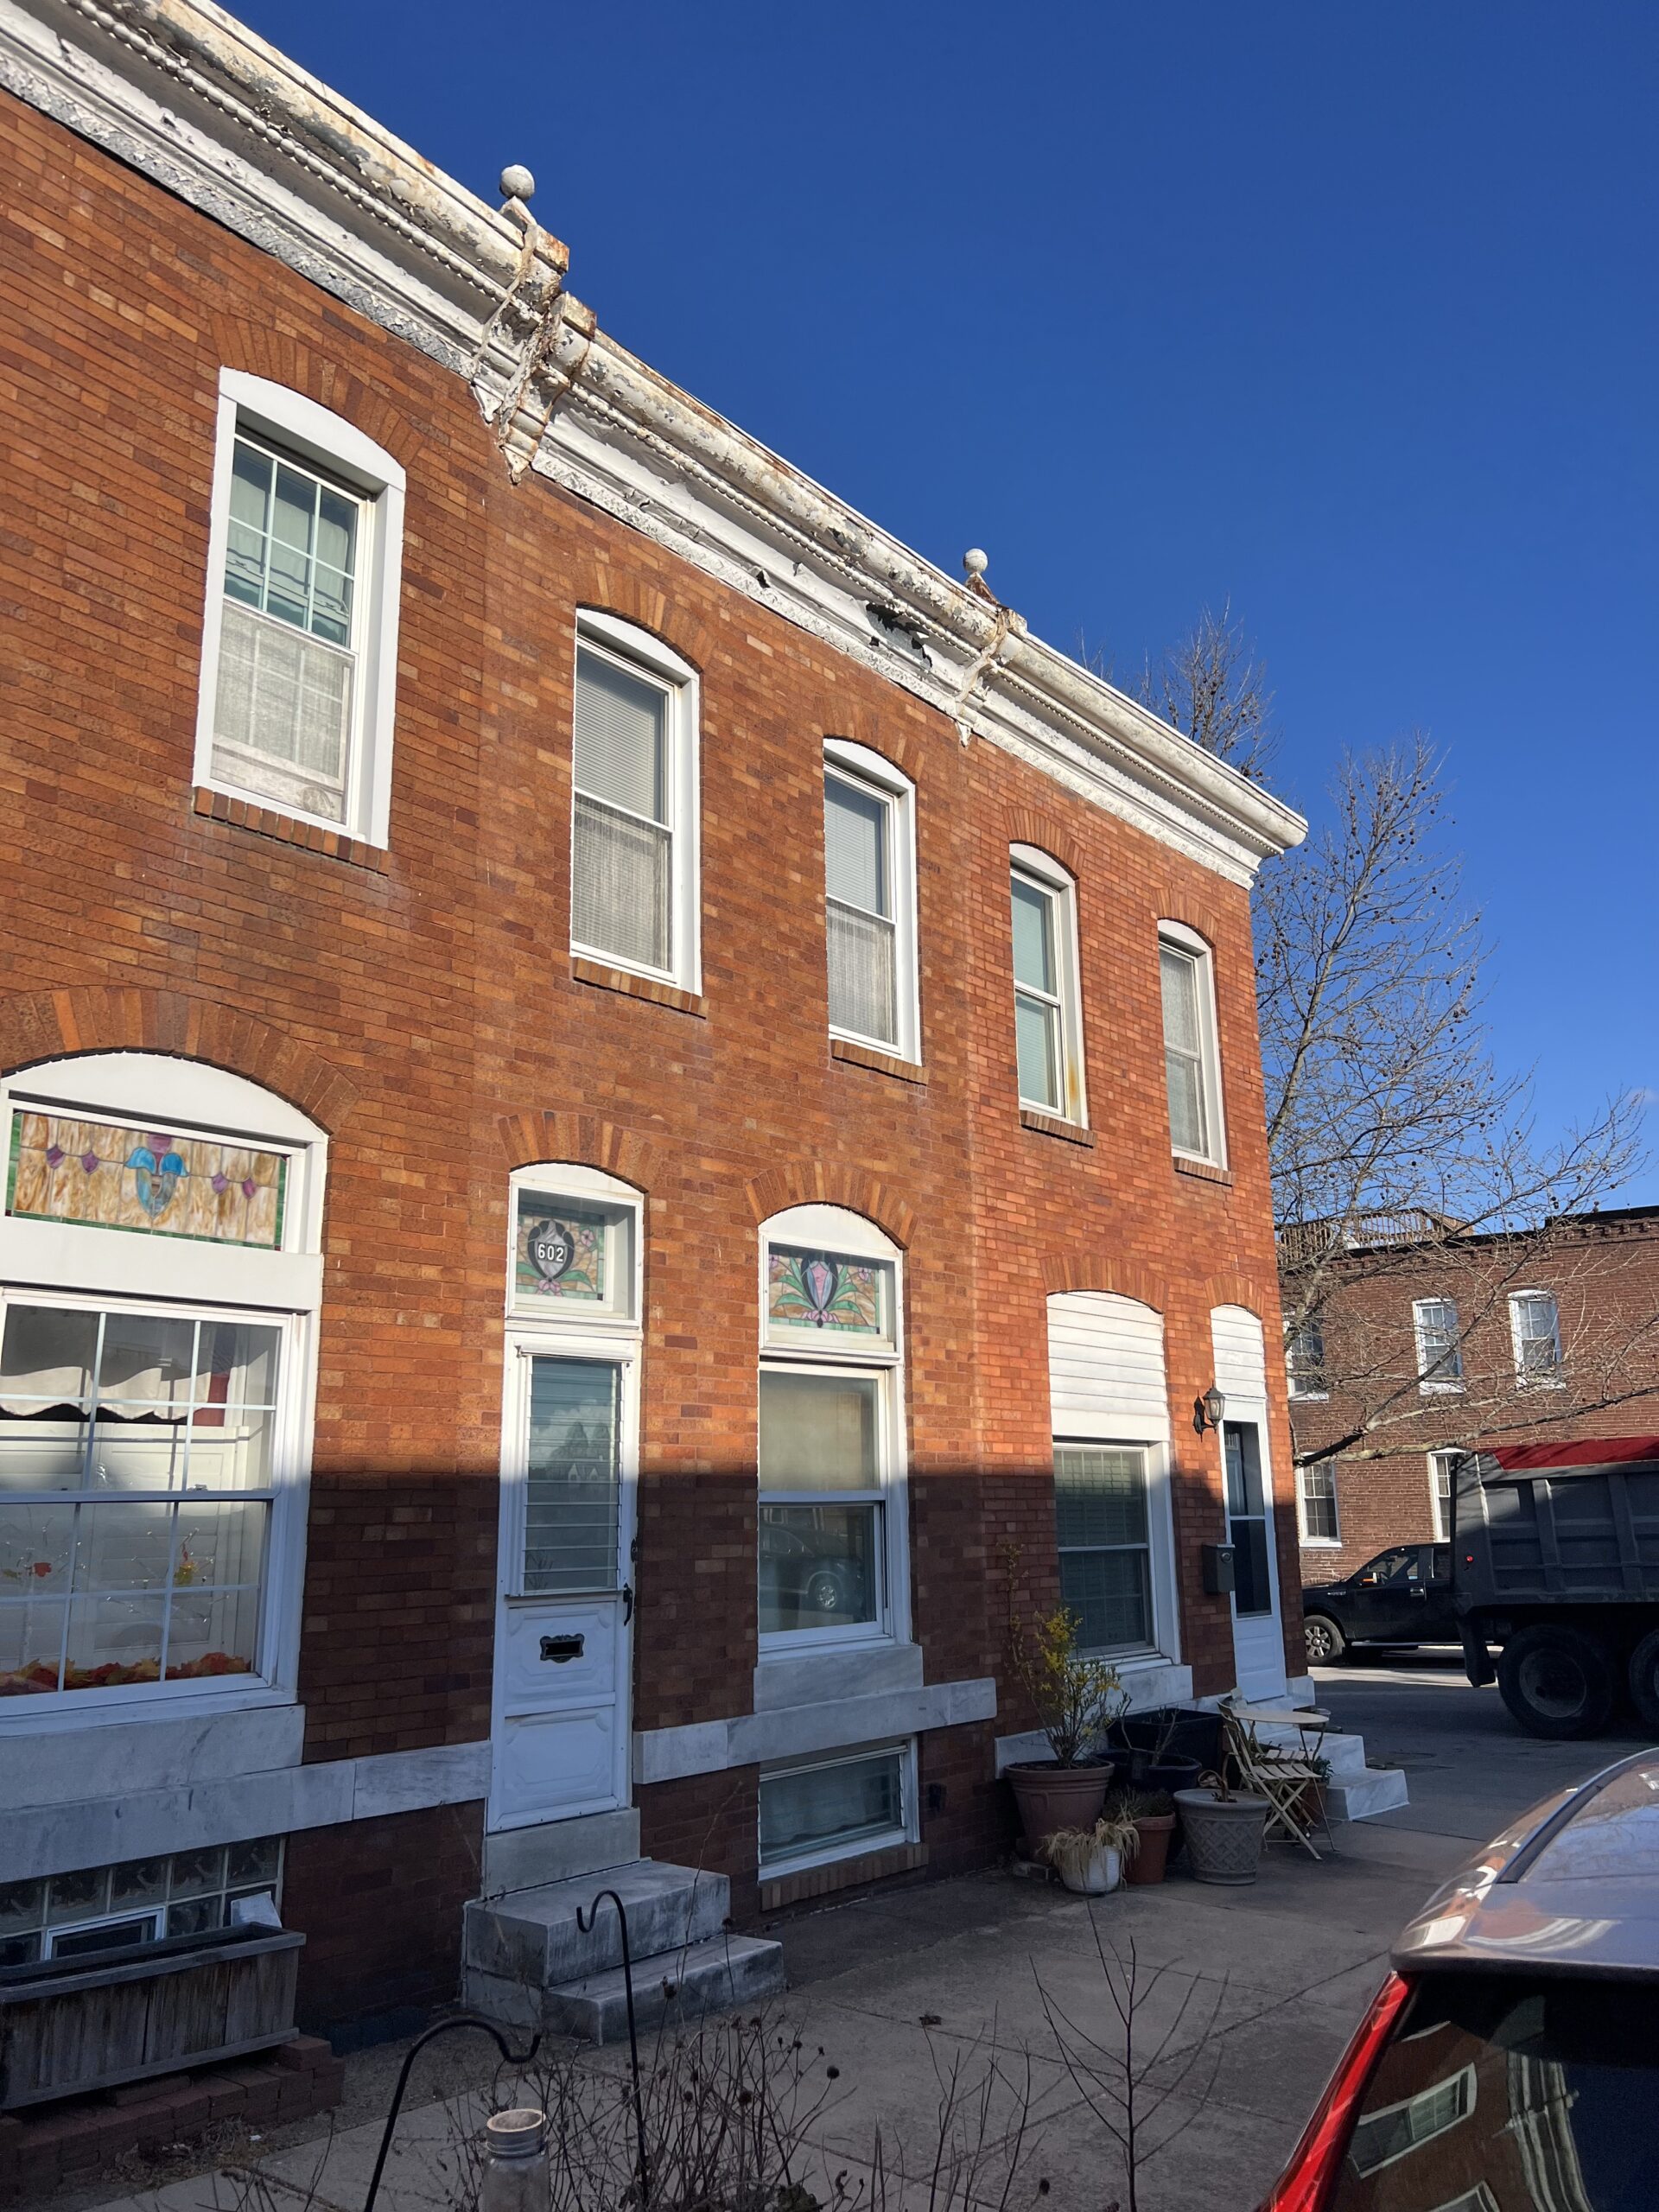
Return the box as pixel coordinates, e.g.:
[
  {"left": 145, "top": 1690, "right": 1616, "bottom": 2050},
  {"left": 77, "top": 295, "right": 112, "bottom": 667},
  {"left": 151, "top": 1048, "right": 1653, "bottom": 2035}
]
[
  {"left": 572, "top": 648, "right": 671, "bottom": 972},
  {"left": 824, "top": 776, "right": 896, "bottom": 1045},
  {"left": 1160, "top": 945, "right": 1207, "bottom": 1154}
]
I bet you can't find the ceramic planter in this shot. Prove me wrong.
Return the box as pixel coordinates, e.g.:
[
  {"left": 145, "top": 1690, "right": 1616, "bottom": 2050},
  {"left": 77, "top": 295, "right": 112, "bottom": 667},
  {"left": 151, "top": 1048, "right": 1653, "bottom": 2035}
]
[
  {"left": 1007, "top": 1760, "right": 1111, "bottom": 1851},
  {"left": 1122, "top": 1812, "right": 1176, "bottom": 1885},
  {"left": 1056, "top": 1845, "right": 1122, "bottom": 1896},
  {"left": 1173, "top": 1788, "right": 1270, "bottom": 1885}
]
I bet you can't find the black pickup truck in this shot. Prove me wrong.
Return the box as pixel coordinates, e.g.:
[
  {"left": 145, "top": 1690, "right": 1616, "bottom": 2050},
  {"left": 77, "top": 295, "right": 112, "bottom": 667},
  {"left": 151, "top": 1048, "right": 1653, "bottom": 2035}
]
[
  {"left": 1454, "top": 1434, "right": 1659, "bottom": 1738},
  {"left": 1300, "top": 1541, "right": 1457, "bottom": 1665}
]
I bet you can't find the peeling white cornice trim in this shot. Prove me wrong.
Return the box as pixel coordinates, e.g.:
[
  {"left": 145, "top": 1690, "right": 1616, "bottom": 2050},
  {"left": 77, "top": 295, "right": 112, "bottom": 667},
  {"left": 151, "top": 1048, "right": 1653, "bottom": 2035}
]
[{"left": 0, "top": 0, "right": 1306, "bottom": 883}]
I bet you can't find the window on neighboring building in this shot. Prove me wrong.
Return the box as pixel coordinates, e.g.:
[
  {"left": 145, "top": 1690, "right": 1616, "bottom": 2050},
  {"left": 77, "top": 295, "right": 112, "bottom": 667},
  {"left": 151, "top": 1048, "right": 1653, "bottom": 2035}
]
[
  {"left": 823, "top": 743, "right": 918, "bottom": 1061},
  {"left": 1414, "top": 1298, "right": 1464, "bottom": 1393},
  {"left": 1053, "top": 1443, "right": 1154, "bottom": 1650},
  {"left": 0, "top": 1840, "right": 283, "bottom": 1969},
  {"left": 758, "top": 1209, "right": 905, "bottom": 1651},
  {"left": 1010, "top": 847, "right": 1085, "bottom": 1122},
  {"left": 1428, "top": 1449, "right": 1459, "bottom": 1541},
  {"left": 1509, "top": 1290, "right": 1562, "bottom": 1386},
  {"left": 571, "top": 613, "right": 700, "bottom": 988},
  {"left": 1299, "top": 1461, "right": 1340, "bottom": 1544},
  {"left": 1286, "top": 1313, "right": 1327, "bottom": 1398},
  {"left": 758, "top": 1742, "right": 913, "bottom": 1873},
  {"left": 196, "top": 371, "right": 404, "bottom": 846},
  {"left": 1158, "top": 925, "right": 1226, "bottom": 1165}
]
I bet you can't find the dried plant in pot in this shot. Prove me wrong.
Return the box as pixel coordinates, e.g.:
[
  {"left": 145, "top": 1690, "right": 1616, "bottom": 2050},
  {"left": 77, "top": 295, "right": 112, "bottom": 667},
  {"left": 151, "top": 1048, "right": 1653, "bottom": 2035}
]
[
  {"left": 1005, "top": 1602, "right": 1130, "bottom": 1850},
  {"left": 1109, "top": 1787, "right": 1178, "bottom": 1885},
  {"left": 1173, "top": 1768, "right": 1271, "bottom": 1885},
  {"left": 1039, "top": 1808, "right": 1141, "bottom": 1895}
]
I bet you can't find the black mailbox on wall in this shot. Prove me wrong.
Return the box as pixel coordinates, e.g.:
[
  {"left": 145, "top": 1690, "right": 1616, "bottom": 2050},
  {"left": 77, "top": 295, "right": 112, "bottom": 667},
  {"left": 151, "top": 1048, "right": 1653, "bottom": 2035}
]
[{"left": 1201, "top": 1543, "right": 1236, "bottom": 1596}]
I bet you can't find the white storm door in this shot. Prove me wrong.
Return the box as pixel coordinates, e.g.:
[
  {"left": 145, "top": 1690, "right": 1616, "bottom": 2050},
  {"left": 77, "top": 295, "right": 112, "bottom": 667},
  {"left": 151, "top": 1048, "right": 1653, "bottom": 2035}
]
[
  {"left": 1223, "top": 1418, "right": 1287, "bottom": 1701},
  {"left": 490, "top": 1346, "right": 635, "bottom": 1832}
]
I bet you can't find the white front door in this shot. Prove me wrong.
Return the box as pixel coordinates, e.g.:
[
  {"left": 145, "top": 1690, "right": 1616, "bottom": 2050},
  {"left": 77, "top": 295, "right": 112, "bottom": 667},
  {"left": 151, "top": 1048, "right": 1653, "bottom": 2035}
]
[
  {"left": 1223, "top": 1417, "right": 1287, "bottom": 1702},
  {"left": 489, "top": 1346, "right": 635, "bottom": 1832}
]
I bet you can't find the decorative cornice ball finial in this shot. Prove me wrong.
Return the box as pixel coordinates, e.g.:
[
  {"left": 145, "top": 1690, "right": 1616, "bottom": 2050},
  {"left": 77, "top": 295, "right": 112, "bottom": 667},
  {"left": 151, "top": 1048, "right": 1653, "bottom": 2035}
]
[
  {"left": 963, "top": 548, "right": 989, "bottom": 580},
  {"left": 499, "top": 164, "right": 536, "bottom": 204}
]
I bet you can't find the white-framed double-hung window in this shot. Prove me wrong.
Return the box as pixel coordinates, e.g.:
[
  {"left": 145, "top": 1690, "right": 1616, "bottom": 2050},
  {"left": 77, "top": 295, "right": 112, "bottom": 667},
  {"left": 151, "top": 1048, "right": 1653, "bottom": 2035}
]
[
  {"left": 1158, "top": 924, "right": 1227, "bottom": 1166},
  {"left": 1509, "top": 1290, "right": 1562, "bottom": 1386},
  {"left": 823, "top": 742, "right": 919, "bottom": 1062},
  {"left": 0, "top": 1054, "right": 325, "bottom": 1721},
  {"left": 570, "top": 613, "right": 701, "bottom": 991},
  {"left": 195, "top": 371, "right": 405, "bottom": 846},
  {"left": 1414, "top": 1298, "right": 1464, "bottom": 1393},
  {"left": 757, "top": 1206, "right": 907, "bottom": 1655},
  {"left": 1010, "top": 846, "right": 1086, "bottom": 1122}
]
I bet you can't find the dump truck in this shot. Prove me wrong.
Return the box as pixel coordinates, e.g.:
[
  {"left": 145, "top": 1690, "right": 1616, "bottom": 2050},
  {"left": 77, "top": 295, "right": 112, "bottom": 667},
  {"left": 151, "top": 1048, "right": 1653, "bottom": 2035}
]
[{"left": 1454, "top": 1434, "right": 1659, "bottom": 1738}]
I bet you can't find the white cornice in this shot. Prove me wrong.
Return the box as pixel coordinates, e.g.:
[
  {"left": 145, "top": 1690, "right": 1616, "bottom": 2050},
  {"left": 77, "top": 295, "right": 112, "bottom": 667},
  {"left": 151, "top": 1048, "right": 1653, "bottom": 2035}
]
[{"left": 0, "top": 0, "right": 1306, "bottom": 884}]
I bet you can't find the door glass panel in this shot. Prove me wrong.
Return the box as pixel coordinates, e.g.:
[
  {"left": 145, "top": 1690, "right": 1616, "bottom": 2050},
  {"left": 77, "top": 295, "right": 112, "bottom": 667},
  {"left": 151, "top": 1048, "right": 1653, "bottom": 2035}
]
[
  {"left": 523, "top": 1359, "right": 620, "bottom": 1595},
  {"left": 1224, "top": 1422, "right": 1272, "bottom": 1618}
]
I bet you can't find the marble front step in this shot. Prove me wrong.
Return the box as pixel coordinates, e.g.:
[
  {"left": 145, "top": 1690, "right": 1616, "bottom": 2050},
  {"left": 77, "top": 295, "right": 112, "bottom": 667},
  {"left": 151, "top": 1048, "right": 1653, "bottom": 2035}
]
[
  {"left": 465, "top": 1859, "right": 731, "bottom": 1989},
  {"left": 466, "top": 1933, "right": 787, "bottom": 2045}
]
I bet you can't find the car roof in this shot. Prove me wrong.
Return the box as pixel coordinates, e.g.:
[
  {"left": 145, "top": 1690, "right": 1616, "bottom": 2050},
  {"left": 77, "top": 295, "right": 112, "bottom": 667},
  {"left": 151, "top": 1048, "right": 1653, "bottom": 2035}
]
[{"left": 1393, "top": 1750, "right": 1659, "bottom": 1980}]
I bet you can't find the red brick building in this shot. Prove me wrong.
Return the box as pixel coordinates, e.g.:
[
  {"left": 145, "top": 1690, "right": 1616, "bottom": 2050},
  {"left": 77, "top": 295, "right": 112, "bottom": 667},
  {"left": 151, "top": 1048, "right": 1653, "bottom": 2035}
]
[
  {"left": 1287, "top": 1206, "right": 1659, "bottom": 1584},
  {"left": 0, "top": 0, "right": 1305, "bottom": 2044}
]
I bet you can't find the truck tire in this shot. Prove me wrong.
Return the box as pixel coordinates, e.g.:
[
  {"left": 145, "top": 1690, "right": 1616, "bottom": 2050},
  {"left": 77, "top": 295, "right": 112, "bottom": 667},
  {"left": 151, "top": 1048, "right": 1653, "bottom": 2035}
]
[
  {"left": 1627, "top": 1630, "right": 1659, "bottom": 1734},
  {"left": 1304, "top": 1614, "right": 1346, "bottom": 1665},
  {"left": 1497, "top": 1624, "right": 1618, "bottom": 1738}
]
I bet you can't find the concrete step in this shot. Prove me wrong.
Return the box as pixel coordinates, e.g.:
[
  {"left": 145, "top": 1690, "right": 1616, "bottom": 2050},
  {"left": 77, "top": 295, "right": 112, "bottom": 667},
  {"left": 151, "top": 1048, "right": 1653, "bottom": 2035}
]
[
  {"left": 464, "top": 1859, "right": 730, "bottom": 1988},
  {"left": 1326, "top": 1766, "right": 1410, "bottom": 1821},
  {"left": 543, "top": 1933, "right": 786, "bottom": 2044}
]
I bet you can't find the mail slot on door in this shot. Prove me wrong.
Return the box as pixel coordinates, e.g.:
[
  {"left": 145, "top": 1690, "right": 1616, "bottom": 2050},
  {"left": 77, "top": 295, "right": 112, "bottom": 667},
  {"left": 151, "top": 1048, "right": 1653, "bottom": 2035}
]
[{"left": 540, "top": 1633, "right": 585, "bottom": 1663}]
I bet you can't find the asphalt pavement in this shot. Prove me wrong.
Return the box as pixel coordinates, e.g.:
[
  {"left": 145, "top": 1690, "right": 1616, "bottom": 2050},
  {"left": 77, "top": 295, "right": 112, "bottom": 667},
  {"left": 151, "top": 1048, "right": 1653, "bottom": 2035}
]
[{"left": 1313, "top": 1640, "right": 1659, "bottom": 1842}]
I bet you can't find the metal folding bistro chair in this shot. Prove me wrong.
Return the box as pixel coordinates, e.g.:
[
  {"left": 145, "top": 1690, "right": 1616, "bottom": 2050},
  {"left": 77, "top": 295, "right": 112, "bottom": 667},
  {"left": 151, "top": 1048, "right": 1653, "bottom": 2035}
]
[{"left": 1223, "top": 1707, "right": 1334, "bottom": 1861}]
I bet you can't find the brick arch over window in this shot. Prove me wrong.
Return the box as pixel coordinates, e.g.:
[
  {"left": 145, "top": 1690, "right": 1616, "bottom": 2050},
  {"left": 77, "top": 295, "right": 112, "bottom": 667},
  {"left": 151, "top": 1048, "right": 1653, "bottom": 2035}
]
[
  {"left": 497, "top": 1110, "right": 663, "bottom": 1192},
  {"left": 207, "top": 317, "right": 429, "bottom": 472},
  {"left": 1039, "top": 1253, "right": 1168, "bottom": 1312},
  {"left": 1198, "top": 1271, "right": 1277, "bottom": 1320},
  {"left": 745, "top": 1162, "right": 916, "bottom": 1249},
  {"left": 1004, "top": 807, "right": 1085, "bottom": 880},
  {"left": 0, "top": 988, "right": 359, "bottom": 1133},
  {"left": 819, "top": 712, "right": 926, "bottom": 780},
  {"left": 577, "top": 575, "right": 719, "bottom": 677},
  {"left": 1148, "top": 889, "right": 1226, "bottom": 948}
]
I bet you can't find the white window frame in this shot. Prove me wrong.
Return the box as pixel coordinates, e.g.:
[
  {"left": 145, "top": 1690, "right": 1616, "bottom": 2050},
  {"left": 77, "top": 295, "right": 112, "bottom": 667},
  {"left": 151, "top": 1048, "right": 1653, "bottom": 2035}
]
[
  {"left": 1157, "top": 923, "right": 1227, "bottom": 1166},
  {"left": 571, "top": 611, "right": 702, "bottom": 994},
  {"left": 194, "top": 371, "right": 405, "bottom": 849},
  {"left": 0, "top": 1054, "right": 325, "bottom": 1735},
  {"left": 1350, "top": 2065, "right": 1477, "bottom": 2177},
  {"left": 1427, "top": 1449, "right": 1459, "bottom": 1541},
  {"left": 823, "top": 740, "right": 920, "bottom": 1064},
  {"left": 757, "top": 1204, "right": 909, "bottom": 1660},
  {"left": 1010, "top": 844, "right": 1087, "bottom": 1124},
  {"left": 1297, "top": 1461, "right": 1341, "bottom": 1548},
  {"left": 1508, "top": 1289, "right": 1563, "bottom": 1388},
  {"left": 757, "top": 1737, "right": 917, "bottom": 1878},
  {"left": 1414, "top": 1298, "right": 1465, "bottom": 1395},
  {"left": 1285, "top": 1314, "right": 1328, "bottom": 1401}
]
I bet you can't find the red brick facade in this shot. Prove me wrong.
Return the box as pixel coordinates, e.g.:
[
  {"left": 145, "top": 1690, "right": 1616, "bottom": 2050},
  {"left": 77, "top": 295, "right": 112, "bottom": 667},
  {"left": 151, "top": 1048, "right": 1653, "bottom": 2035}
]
[
  {"left": 2, "top": 83, "right": 1300, "bottom": 2031},
  {"left": 1289, "top": 1210, "right": 1659, "bottom": 1582}
]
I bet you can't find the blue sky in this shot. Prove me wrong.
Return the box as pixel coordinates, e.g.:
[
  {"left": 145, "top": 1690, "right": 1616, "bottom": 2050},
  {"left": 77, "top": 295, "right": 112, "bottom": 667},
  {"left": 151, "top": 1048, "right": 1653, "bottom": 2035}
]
[{"left": 243, "top": 0, "right": 1657, "bottom": 1197}]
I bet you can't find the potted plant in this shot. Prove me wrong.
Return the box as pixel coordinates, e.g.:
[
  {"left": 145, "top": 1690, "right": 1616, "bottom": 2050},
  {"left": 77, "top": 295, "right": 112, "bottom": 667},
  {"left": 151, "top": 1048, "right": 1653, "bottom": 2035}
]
[
  {"left": 1005, "top": 1603, "right": 1129, "bottom": 1851},
  {"left": 1109, "top": 1788, "right": 1178, "bottom": 1885},
  {"left": 1039, "top": 1807, "right": 1141, "bottom": 1895},
  {"left": 1173, "top": 1769, "right": 1271, "bottom": 1885}
]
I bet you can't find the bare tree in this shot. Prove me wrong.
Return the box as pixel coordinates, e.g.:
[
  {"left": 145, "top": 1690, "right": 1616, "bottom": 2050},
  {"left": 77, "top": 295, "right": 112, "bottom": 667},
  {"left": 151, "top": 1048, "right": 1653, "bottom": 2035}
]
[{"left": 1148, "top": 613, "right": 1651, "bottom": 1464}]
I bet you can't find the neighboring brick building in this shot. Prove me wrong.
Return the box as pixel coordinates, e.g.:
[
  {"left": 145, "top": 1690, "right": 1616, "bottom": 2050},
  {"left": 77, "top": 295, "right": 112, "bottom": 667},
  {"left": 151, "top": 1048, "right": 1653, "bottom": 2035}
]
[
  {"left": 1286, "top": 1206, "right": 1659, "bottom": 1585},
  {"left": 0, "top": 0, "right": 1305, "bottom": 2044}
]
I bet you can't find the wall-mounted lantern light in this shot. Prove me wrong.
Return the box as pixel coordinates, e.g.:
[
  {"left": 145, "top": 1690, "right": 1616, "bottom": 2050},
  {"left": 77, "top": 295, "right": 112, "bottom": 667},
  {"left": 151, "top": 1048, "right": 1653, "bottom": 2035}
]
[{"left": 1192, "top": 1384, "right": 1226, "bottom": 1435}]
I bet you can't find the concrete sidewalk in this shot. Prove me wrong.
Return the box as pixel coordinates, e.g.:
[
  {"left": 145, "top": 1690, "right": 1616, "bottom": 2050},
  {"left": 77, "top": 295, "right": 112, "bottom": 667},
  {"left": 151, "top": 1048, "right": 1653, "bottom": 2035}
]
[{"left": 60, "top": 1818, "right": 1466, "bottom": 2212}]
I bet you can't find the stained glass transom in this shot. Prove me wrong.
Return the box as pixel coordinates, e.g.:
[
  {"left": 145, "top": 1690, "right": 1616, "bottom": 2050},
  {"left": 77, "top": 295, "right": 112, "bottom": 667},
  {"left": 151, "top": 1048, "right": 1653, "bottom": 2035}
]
[
  {"left": 514, "top": 1196, "right": 611, "bottom": 1306},
  {"left": 766, "top": 1248, "right": 890, "bottom": 1342},
  {"left": 7, "top": 1115, "right": 287, "bottom": 1250}
]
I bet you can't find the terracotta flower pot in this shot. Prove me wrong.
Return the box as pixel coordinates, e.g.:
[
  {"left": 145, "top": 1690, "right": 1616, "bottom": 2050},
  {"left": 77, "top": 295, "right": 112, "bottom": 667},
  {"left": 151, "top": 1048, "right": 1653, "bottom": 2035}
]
[
  {"left": 1007, "top": 1760, "right": 1111, "bottom": 1851},
  {"left": 1122, "top": 1812, "right": 1176, "bottom": 1885},
  {"left": 1173, "top": 1788, "right": 1270, "bottom": 1885}
]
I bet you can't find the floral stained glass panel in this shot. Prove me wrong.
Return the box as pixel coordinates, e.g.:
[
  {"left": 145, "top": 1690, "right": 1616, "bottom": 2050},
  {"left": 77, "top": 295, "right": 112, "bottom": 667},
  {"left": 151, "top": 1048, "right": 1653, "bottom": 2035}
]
[
  {"left": 6, "top": 1116, "right": 286, "bottom": 1251},
  {"left": 766, "top": 1249, "right": 889, "bottom": 1342},
  {"left": 514, "top": 1197, "right": 607, "bottom": 1306}
]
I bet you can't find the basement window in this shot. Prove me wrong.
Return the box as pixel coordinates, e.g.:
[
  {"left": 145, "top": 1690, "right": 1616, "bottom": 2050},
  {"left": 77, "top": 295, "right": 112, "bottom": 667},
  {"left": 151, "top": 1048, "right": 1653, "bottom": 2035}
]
[
  {"left": 0, "top": 1838, "right": 283, "bottom": 1969},
  {"left": 758, "top": 1743, "right": 914, "bottom": 1875}
]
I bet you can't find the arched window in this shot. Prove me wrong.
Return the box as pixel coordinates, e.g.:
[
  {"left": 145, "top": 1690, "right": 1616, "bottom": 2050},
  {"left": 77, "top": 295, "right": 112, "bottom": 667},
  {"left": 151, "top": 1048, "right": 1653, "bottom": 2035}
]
[
  {"left": 756, "top": 1205, "right": 906, "bottom": 1654},
  {"left": 0, "top": 1053, "right": 325, "bottom": 1717}
]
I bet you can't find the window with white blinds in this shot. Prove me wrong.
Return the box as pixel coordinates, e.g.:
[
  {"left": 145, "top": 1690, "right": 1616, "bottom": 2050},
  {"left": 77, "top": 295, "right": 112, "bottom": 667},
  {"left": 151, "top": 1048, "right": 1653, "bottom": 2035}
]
[
  {"left": 823, "top": 745, "right": 918, "bottom": 1060},
  {"left": 1158, "top": 925, "right": 1225, "bottom": 1164},
  {"left": 569, "top": 615, "right": 699, "bottom": 988},
  {"left": 1054, "top": 1444, "right": 1153, "bottom": 1651}
]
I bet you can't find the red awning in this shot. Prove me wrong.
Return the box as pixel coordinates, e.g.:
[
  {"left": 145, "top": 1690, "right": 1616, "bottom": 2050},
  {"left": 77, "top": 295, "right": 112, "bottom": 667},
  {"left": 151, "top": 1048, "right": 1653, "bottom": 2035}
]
[{"left": 1485, "top": 1435, "right": 1659, "bottom": 1472}]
